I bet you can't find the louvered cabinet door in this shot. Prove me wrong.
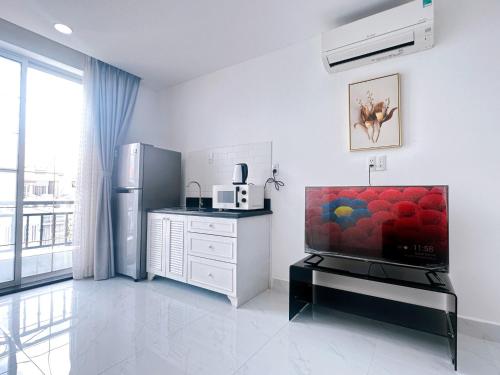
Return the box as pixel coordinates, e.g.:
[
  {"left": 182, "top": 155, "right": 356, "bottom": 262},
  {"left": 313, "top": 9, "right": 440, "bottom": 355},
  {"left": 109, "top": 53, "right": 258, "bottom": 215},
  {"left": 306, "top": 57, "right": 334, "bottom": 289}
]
[
  {"left": 164, "top": 215, "right": 187, "bottom": 282},
  {"left": 147, "top": 214, "right": 166, "bottom": 276}
]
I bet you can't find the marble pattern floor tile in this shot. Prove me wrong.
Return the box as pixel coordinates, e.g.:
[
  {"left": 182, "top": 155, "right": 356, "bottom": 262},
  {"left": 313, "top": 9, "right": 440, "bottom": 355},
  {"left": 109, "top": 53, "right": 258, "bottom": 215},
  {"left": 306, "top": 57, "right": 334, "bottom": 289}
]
[
  {"left": 0, "top": 329, "right": 43, "bottom": 374},
  {"left": 0, "top": 277, "right": 497, "bottom": 374}
]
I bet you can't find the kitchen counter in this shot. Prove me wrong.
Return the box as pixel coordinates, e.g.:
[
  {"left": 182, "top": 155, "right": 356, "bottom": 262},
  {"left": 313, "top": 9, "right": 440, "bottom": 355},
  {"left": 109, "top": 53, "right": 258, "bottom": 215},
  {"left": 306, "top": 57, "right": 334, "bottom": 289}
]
[{"left": 150, "top": 207, "right": 273, "bottom": 218}]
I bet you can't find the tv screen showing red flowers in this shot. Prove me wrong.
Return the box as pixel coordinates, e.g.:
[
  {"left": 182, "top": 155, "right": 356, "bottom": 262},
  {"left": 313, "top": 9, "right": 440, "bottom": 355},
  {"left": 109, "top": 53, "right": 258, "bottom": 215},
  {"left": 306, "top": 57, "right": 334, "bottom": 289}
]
[{"left": 305, "top": 186, "right": 449, "bottom": 269}]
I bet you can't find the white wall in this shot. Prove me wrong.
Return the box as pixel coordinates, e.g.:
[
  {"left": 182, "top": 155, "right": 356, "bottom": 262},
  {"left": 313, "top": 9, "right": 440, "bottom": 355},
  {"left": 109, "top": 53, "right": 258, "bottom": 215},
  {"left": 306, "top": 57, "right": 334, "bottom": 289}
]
[
  {"left": 159, "top": 0, "right": 500, "bottom": 324},
  {"left": 184, "top": 142, "right": 272, "bottom": 197},
  {"left": 0, "top": 18, "right": 85, "bottom": 70},
  {"left": 124, "top": 85, "right": 169, "bottom": 149}
]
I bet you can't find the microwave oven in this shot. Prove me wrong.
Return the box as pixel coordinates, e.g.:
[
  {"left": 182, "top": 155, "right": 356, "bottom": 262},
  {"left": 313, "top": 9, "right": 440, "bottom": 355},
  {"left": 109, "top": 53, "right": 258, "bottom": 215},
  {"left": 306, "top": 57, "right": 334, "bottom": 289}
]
[{"left": 212, "top": 184, "right": 264, "bottom": 210}]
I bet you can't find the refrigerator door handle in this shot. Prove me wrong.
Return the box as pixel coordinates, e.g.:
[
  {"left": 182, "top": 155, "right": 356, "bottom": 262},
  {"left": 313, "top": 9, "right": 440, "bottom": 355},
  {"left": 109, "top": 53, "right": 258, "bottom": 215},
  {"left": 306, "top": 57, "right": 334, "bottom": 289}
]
[{"left": 115, "top": 187, "right": 141, "bottom": 193}]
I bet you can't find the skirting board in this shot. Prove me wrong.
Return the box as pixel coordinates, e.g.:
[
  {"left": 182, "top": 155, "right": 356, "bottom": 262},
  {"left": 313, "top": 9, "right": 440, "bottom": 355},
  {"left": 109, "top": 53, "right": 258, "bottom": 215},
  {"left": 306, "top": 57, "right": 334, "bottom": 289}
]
[
  {"left": 270, "top": 278, "right": 289, "bottom": 294},
  {"left": 458, "top": 316, "right": 500, "bottom": 343},
  {"left": 271, "top": 278, "right": 500, "bottom": 344}
]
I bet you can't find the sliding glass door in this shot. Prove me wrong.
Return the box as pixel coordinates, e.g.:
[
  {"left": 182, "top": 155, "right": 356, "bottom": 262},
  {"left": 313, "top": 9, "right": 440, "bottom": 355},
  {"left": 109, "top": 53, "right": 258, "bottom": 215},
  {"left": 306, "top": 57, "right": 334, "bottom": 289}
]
[
  {"left": 0, "top": 48, "right": 82, "bottom": 288},
  {"left": 22, "top": 67, "right": 83, "bottom": 280},
  {"left": 0, "top": 54, "right": 21, "bottom": 288}
]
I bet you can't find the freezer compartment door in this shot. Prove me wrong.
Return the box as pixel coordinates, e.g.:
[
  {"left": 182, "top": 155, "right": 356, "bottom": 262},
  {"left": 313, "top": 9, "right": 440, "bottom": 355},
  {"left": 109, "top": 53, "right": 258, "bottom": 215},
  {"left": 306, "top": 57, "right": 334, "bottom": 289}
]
[
  {"left": 114, "top": 188, "right": 143, "bottom": 279},
  {"left": 116, "top": 143, "right": 143, "bottom": 188}
]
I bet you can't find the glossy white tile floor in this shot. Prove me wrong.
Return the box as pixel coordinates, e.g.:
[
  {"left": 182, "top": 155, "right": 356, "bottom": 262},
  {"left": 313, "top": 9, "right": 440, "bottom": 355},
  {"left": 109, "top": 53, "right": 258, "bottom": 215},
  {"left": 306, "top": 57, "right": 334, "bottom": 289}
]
[{"left": 0, "top": 277, "right": 498, "bottom": 375}]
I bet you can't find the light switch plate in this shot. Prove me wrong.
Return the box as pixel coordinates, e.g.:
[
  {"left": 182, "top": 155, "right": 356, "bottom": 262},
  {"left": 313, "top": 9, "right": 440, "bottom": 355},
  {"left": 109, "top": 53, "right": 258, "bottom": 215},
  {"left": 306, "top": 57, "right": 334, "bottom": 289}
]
[{"left": 376, "top": 155, "right": 387, "bottom": 171}]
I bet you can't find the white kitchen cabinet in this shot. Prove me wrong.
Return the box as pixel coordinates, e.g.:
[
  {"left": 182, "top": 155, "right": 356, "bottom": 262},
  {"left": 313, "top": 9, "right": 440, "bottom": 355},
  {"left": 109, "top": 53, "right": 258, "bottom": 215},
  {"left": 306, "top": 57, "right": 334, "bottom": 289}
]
[
  {"left": 147, "top": 212, "right": 271, "bottom": 307},
  {"left": 147, "top": 213, "right": 165, "bottom": 276},
  {"left": 147, "top": 213, "right": 187, "bottom": 282}
]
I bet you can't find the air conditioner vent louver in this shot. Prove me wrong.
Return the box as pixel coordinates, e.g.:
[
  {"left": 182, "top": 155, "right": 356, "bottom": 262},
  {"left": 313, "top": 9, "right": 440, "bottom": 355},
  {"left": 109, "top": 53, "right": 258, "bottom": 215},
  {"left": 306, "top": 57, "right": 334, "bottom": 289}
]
[
  {"left": 328, "top": 40, "right": 415, "bottom": 68},
  {"left": 321, "top": 0, "right": 434, "bottom": 73}
]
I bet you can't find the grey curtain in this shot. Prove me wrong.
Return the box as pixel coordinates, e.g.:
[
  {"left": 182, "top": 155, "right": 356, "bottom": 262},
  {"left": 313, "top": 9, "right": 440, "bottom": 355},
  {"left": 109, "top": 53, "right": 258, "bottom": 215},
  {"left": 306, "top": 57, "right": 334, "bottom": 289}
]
[{"left": 85, "top": 57, "right": 140, "bottom": 280}]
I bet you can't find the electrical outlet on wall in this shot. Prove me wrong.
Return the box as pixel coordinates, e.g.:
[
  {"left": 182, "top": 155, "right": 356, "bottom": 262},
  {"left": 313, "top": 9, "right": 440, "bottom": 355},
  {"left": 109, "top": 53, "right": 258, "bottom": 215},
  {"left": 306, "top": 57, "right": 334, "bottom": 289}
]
[
  {"left": 367, "top": 155, "right": 387, "bottom": 171},
  {"left": 367, "top": 156, "right": 376, "bottom": 169},
  {"left": 272, "top": 163, "right": 279, "bottom": 175}
]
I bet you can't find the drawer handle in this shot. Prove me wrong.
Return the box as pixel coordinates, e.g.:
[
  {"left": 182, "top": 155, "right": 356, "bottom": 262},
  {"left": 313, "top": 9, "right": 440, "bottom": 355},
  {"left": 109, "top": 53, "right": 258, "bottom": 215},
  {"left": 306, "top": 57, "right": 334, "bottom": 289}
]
[
  {"left": 208, "top": 272, "right": 213, "bottom": 278},
  {"left": 208, "top": 245, "right": 214, "bottom": 250},
  {"left": 208, "top": 223, "right": 215, "bottom": 228}
]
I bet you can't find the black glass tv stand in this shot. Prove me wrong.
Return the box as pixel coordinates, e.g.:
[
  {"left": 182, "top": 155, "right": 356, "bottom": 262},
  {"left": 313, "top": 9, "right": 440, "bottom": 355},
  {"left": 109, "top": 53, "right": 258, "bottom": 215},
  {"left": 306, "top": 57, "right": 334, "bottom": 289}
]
[{"left": 290, "top": 256, "right": 458, "bottom": 371}]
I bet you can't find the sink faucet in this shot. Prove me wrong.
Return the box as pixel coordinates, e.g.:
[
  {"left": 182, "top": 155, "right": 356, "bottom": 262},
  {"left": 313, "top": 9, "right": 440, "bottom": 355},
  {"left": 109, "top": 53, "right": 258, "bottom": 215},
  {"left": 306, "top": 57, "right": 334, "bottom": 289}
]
[{"left": 186, "top": 180, "right": 203, "bottom": 209}]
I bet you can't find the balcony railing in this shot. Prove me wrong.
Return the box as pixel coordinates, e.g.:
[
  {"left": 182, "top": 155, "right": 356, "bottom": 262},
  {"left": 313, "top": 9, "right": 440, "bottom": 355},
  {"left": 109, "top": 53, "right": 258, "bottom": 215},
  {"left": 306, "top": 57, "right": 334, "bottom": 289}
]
[{"left": 22, "top": 200, "right": 74, "bottom": 250}]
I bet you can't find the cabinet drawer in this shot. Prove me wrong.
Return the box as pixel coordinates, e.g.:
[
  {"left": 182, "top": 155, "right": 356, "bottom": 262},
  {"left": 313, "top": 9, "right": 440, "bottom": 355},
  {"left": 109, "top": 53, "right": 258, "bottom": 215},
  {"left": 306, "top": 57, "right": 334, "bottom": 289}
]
[
  {"left": 187, "top": 256, "right": 236, "bottom": 296},
  {"left": 187, "top": 216, "right": 237, "bottom": 237},
  {"left": 187, "top": 233, "right": 237, "bottom": 263}
]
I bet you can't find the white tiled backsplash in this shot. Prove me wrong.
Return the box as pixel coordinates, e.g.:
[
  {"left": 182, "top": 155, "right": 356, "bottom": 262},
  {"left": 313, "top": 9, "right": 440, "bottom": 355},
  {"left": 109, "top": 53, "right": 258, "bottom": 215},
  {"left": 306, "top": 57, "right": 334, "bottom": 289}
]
[{"left": 185, "top": 141, "right": 272, "bottom": 198}]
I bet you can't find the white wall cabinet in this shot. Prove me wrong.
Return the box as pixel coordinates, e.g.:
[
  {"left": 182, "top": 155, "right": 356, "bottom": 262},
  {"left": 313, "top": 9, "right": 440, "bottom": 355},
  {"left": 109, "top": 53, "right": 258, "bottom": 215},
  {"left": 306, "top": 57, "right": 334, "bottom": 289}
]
[
  {"left": 147, "top": 212, "right": 270, "bottom": 307},
  {"left": 147, "top": 213, "right": 187, "bottom": 282}
]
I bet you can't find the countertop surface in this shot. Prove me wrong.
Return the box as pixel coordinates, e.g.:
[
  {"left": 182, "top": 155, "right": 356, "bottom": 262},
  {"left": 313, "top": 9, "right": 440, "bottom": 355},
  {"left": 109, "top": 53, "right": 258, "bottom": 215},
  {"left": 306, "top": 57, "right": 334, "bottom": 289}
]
[{"left": 150, "top": 207, "right": 273, "bottom": 218}]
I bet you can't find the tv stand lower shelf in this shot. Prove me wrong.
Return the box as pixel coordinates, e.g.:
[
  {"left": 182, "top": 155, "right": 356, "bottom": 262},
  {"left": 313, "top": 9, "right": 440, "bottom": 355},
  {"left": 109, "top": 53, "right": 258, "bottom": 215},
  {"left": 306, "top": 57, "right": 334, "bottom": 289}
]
[{"left": 289, "top": 256, "right": 458, "bottom": 371}]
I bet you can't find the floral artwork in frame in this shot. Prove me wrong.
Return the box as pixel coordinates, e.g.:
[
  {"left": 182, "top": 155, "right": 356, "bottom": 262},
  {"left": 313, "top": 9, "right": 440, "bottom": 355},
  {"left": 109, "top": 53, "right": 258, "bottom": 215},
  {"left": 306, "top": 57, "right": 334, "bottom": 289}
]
[{"left": 349, "top": 73, "right": 401, "bottom": 151}]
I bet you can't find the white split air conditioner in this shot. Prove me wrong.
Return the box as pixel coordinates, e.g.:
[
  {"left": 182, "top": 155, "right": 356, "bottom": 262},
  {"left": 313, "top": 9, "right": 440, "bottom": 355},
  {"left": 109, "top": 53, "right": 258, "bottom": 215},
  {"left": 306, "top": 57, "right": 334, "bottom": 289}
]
[{"left": 322, "top": 0, "right": 434, "bottom": 73}]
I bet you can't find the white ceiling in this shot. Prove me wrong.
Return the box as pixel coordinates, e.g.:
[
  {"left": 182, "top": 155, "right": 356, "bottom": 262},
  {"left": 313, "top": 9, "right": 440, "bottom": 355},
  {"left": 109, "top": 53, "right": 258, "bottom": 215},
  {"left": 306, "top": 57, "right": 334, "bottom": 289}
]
[{"left": 0, "top": 0, "right": 410, "bottom": 88}]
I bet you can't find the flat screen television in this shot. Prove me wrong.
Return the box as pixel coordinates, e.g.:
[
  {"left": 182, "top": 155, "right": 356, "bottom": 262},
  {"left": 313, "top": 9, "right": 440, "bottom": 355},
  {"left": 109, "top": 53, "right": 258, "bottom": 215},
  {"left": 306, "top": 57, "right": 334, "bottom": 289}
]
[{"left": 305, "top": 186, "right": 449, "bottom": 271}]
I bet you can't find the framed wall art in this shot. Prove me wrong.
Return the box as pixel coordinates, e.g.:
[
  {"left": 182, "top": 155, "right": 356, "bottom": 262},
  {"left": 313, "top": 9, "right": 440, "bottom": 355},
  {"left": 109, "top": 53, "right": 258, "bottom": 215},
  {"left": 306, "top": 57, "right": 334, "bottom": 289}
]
[{"left": 349, "top": 73, "right": 401, "bottom": 151}]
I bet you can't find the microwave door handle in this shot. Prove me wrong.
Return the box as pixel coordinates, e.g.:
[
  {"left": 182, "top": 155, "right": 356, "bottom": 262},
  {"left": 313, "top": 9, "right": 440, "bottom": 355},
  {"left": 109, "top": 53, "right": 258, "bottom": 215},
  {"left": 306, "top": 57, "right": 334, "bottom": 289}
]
[{"left": 235, "top": 186, "right": 240, "bottom": 208}]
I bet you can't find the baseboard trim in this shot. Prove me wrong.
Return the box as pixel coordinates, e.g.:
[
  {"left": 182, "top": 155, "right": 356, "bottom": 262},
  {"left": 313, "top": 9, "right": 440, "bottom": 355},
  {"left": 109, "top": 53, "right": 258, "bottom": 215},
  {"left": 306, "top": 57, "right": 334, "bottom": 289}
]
[
  {"left": 271, "top": 278, "right": 500, "bottom": 343},
  {"left": 458, "top": 316, "right": 500, "bottom": 343},
  {"left": 271, "top": 278, "right": 289, "bottom": 293}
]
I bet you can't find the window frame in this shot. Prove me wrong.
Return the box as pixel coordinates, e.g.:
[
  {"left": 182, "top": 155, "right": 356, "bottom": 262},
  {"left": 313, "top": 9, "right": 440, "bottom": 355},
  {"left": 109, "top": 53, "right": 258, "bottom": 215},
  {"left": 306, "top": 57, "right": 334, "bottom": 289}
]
[{"left": 0, "top": 46, "right": 83, "bottom": 288}]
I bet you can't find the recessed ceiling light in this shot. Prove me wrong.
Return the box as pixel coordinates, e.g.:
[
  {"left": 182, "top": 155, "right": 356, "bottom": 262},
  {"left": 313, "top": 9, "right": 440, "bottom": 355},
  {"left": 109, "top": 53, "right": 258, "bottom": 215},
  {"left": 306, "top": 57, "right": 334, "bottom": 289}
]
[{"left": 54, "top": 23, "right": 72, "bottom": 35}]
